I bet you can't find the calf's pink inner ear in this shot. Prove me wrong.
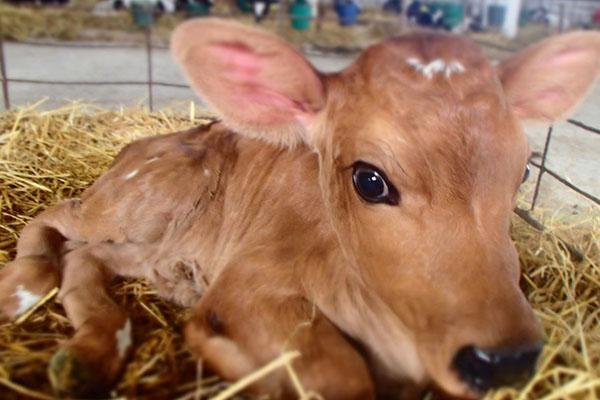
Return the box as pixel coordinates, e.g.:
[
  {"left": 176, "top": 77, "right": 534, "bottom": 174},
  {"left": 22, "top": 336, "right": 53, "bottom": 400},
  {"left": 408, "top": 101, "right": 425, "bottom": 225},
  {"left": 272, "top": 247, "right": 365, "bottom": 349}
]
[
  {"left": 171, "top": 19, "right": 325, "bottom": 146},
  {"left": 204, "top": 42, "right": 322, "bottom": 124},
  {"left": 497, "top": 31, "right": 600, "bottom": 122}
]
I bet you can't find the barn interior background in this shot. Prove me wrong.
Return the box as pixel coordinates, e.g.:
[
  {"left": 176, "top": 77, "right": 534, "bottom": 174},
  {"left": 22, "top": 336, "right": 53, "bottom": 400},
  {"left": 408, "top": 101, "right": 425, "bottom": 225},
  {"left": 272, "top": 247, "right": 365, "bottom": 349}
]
[{"left": 0, "top": 0, "right": 599, "bottom": 399}]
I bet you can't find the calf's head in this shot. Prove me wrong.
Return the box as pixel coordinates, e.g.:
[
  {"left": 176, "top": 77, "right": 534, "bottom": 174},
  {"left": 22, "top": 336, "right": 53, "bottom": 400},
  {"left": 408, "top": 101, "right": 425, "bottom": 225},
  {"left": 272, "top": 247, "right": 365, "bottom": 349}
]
[{"left": 172, "top": 20, "right": 600, "bottom": 397}]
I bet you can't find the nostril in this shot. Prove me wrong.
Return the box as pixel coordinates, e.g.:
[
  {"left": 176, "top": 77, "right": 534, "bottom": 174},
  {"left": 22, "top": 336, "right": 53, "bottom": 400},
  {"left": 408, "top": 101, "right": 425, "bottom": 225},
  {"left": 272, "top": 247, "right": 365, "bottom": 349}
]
[
  {"left": 453, "top": 342, "right": 543, "bottom": 393},
  {"left": 453, "top": 345, "right": 495, "bottom": 392}
]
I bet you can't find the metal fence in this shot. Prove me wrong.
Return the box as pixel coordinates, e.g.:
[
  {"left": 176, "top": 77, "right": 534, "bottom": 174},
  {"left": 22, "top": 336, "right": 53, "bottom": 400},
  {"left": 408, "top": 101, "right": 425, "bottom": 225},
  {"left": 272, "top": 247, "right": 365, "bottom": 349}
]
[
  {"left": 516, "top": 121, "right": 599, "bottom": 261},
  {"left": 0, "top": 29, "right": 598, "bottom": 261},
  {"left": 0, "top": 10, "right": 348, "bottom": 111},
  {"left": 0, "top": 30, "right": 188, "bottom": 112}
]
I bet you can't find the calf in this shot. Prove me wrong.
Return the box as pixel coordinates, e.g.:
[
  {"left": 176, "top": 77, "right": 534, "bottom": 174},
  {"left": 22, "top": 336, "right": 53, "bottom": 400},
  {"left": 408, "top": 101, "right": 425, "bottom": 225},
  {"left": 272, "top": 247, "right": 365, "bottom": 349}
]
[{"left": 1, "top": 19, "right": 599, "bottom": 399}]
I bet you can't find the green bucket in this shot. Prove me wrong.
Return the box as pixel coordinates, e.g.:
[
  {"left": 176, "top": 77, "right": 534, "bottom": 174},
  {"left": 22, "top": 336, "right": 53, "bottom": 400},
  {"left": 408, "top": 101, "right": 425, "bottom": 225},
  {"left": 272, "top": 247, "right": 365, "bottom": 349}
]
[
  {"left": 429, "top": 2, "right": 443, "bottom": 14},
  {"left": 290, "top": 0, "right": 312, "bottom": 30},
  {"left": 187, "top": 2, "right": 210, "bottom": 16},
  {"left": 443, "top": 3, "right": 464, "bottom": 29},
  {"left": 430, "top": 2, "right": 464, "bottom": 29},
  {"left": 131, "top": 2, "right": 154, "bottom": 28},
  {"left": 236, "top": 0, "right": 252, "bottom": 13}
]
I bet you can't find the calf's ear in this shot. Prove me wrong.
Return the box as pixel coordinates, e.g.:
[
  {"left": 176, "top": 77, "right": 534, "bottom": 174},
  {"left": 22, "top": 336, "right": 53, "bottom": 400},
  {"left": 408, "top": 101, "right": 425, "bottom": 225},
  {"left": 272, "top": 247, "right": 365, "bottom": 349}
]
[
  {"left": 497, "top": 31, "right": 600, "bottom": 121},
  {"left": 171, "top": 18, "right": 325, "bottom": 148}
]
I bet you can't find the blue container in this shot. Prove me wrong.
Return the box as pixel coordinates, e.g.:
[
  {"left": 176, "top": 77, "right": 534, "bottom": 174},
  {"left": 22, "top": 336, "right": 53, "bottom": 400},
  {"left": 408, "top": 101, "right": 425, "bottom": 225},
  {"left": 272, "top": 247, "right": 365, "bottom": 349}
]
[
  {"left": 383, "top": 0, "right": 402, "bottom": 14},
  {"left": 487, "top": 4, "right": 506, "bottom": 27},
  {"left": 519, "top": 9, "right": 528, "bottom": 27},
  {"left": 336, "top": 1, "right": 360, "bottom": 26}
]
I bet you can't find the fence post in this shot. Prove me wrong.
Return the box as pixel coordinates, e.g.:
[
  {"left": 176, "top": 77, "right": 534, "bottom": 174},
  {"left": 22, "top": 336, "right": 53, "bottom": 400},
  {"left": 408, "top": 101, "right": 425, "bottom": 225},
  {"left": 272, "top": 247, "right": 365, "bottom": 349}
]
[
  {"left": 145, "top": 27, "right": 154, "bottom": 112},
  {"left": 530, "top": 126, "right": 553, "bottom": 211},
  {"left": 317, "top": 0, "right": 325, "bottom": 32},
  {"left": 0, "top": 38, "right": 10, "bottom": 110}
]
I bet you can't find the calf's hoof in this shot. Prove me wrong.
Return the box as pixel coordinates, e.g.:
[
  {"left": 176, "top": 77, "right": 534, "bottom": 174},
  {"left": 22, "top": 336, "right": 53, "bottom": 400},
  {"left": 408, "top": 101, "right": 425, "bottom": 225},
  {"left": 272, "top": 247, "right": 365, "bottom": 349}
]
[
  {"left": 49, "top": 347, "right": 99, "bottom": 397},
  {"left": 48, "top": 345, "right": 118, "bottom": 398},
  {"left": 48, "top": 347, "right": 108, "bottom": 398}
]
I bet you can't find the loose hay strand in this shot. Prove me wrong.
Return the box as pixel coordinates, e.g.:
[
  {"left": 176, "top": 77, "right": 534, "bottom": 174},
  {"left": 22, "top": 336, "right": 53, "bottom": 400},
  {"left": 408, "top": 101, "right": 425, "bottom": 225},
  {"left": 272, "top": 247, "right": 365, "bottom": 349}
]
[
  {"left": 0, "top": 377, "right": 56, "bottom": 400},
  {"left": 210, "top": 351, "right": 301, "bottom": 400},
  {"left": 0, "top": 102, "right": 598, "bottom": 399}
]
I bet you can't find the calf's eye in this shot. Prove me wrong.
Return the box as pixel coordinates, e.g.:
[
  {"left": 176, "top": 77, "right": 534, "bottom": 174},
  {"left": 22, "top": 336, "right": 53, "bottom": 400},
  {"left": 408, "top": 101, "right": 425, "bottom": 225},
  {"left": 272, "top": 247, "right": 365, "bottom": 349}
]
[{"left": 352, "top": 161, "right": 400, "bottom": 205}]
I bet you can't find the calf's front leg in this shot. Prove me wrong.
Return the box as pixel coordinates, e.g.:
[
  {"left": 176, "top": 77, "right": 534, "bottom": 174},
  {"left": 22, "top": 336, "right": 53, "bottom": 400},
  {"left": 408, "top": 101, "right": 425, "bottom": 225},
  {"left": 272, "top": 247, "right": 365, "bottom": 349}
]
[
  {"left": 185, "top": 262, "right": 375, "bottom": 400},
  {"left": 48, "top": 242, "right": 144, "bottom": 398},
  {"left": 0, "top": 201, "right": 82, "bottom": 322}
]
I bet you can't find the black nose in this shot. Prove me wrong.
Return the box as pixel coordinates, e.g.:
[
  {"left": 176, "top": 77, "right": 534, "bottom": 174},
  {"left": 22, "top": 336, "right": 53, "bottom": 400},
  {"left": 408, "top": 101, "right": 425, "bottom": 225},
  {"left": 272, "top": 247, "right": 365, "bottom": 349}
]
[{"left": 452, "top": 342, "right": 543, "bottom": 393}]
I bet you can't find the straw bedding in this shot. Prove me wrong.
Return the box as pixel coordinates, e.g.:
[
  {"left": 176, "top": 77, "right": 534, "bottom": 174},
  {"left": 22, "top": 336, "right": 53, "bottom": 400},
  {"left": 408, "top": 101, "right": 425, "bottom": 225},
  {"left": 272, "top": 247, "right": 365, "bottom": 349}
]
[{"left": 0, "top": 103, "right": 598, "bottom": 399}]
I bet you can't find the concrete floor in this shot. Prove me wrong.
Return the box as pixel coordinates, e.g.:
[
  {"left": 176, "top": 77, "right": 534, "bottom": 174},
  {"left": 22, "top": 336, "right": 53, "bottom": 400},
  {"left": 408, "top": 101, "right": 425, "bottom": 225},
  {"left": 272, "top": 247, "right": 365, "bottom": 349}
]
[
  {"left": 1, "top": 41, "right": 598, "bottom": 214},
  {"left": 1, "top": 42, "right": 355, "bottom": 110}
]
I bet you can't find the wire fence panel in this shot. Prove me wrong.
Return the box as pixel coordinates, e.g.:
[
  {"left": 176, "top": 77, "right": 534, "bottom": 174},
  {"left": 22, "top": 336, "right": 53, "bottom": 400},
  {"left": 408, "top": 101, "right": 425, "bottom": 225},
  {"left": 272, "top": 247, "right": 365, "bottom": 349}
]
[
  {"left": 6, "top": 78, "right": 187, "bottom": 87},
  {"left": 515, "top": 121, "right": 599, "bottom": 261},
  {"left": 7, "top": 40, "right": 147, "bottom": 49},
  {"left": 0, "top": 29, "right": 175, "bottom": 111},
  {"left": 0, "top": 39, "right": 10, "bottom": 109},
  {"left": 567, "top": 119, "right": 600, "bottom": 135}
]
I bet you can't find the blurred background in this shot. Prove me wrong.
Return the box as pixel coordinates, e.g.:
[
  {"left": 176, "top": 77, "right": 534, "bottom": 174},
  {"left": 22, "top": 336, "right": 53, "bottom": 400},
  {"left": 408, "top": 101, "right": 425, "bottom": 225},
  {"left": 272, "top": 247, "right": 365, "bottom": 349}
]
[
  {"left": 0, "top": 0, "right": 599, "bottom": 212},
  {"left": 1, "top": 0, "right": 600, "bottom": 110}
]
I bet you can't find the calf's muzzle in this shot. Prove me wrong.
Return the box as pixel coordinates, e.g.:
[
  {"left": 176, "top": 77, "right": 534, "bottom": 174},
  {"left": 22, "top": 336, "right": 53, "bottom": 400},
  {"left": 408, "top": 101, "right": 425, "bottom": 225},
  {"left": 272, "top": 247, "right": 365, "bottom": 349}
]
[{"left": 453, "top": 342, "right": 543, "bottom": 393}]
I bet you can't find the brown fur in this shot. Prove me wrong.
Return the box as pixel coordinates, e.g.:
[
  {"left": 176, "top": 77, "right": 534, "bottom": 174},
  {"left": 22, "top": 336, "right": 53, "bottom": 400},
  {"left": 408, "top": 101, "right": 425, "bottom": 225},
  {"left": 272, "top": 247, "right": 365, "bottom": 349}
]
[{"left": 1, "top": 20, "right": 599, "bottom": 399}]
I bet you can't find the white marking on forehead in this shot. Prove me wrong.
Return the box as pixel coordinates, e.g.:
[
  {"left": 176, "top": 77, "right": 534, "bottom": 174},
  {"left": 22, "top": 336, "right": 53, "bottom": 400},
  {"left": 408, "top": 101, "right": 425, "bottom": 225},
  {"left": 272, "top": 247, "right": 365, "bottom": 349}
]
[
  {"left": 406, "top": 58, "right": 465, "bottom": 80},
  {"left": 203, "top": 168, "right": 210, "bottom": 177},
  {"left": 124, "top": 169, "right": 139, "bottom": 180},
  {"left": 13, "top": 285, "right": 41, "bottom": 316},
  {"left": 445, "top": 61, "right": 465, "bottom": 78},
  {"left": 115, "top": 319, "right": 132, "bottom": 358},
  {"left": 145, "top": 156, "right": 160, "bottom": 164}
]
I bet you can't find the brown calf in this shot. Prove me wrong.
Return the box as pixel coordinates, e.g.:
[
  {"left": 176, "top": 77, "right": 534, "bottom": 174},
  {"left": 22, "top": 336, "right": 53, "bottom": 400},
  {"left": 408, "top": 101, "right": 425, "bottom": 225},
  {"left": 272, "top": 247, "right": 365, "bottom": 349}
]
[{"left": 1, "top": 19, "right": 599, "bottom": 399}]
